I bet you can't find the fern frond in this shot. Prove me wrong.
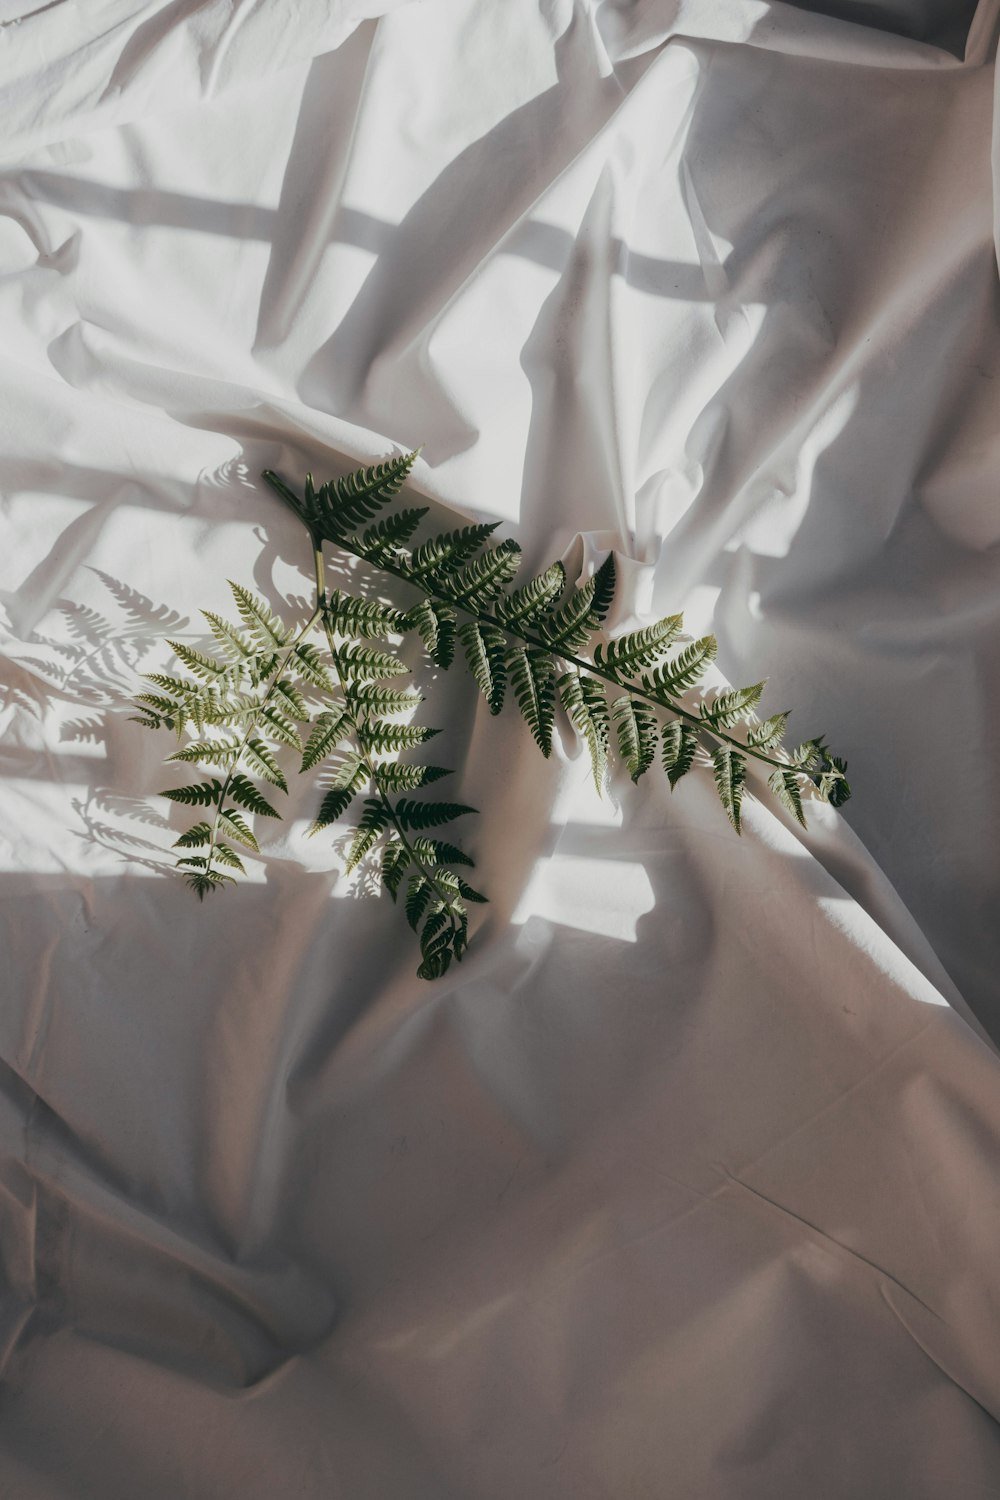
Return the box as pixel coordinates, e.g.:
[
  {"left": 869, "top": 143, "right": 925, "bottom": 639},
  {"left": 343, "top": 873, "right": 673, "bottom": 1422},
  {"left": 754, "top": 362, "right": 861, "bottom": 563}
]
[
  {"left": 333, "top": 644, "right": 409, "bottom": 683},
  {"left": 292, "top": 641, "right": 337, "bottom": 691},
  {"left": 393, "top": 799, "right": 476, "bottom": 831},
  {"left": 324, "top": 589, "right": 406, "bottom": 640},
  {"left": 218, "top": 809, "right": 260, "bottom": 851},
  {"left": 406, "top": 522, "right": 500, "bottom": 582},
  {"left": 305, "top": 450, "right": 418, "bottom": 539},
  {"left": 363, "top": 721, "right": 440, "bottom": 753},
  {"left": 540, "top": 554, "right": 616, "bottom": 653},
  {"left": 458, "top": 621, "right": 507, "bottom": 714},
  {"left": 359, "top": 507, "right": 428, "bottom": 560},
  {"left": 228, "top": 772, "right": 281, "bottom": 818},
  {"left": 345, "top": 798, "right": 391, "bottom": 870},
  {"left": 508, "top": 647, "right": 555, "bottom": 756},
  {"left": 213, "top": 843, "right": 246, "bottom": 873},
  {"left": 173, "top": 822, "right": 213, "bottom": 848},
  {"left": 700, "top": 682, "right": 766, "bottom": 729},
  {"left": 300, "top": 708, "right": 348, "bottom": 772},
  {"left": 244, "top": 736, "right": 289, "bottom": 789},
  {"left": 381, "top": 838, "right": 411, "bottom": 899},
  {"left": 410, "top": 837, "right": 474, "bottom": 868},
  {"left": 612, "top": 694, "right": 658, "bottom": 782},
  {"left": 202, "top": 610, "right": 256, "bottom": 661},
  {"left": 593, "top": 615, "right": 683, "bottom": 675},
  {"left": 352, "top": 685, "right": 423, "bottom": 716},
  {"left": 405, "top": 597, "right": 457, "bottom": 668},
  {"left": 310, "top": 759, "right": 366, "bottom": 833},
  {"left": 643, "top": 636, "right": 718, "bottom": 697},
  {"left": 185, "top": 869, "right": 236, "bottom": 898},
  {"left": 259, "top": 705, "right": 303, "bottom": 750},
  {"left": 166, "top": 737, "right": 242, "bottom": 768},
  {"left": 812, "top": 754, "right": 851, "bottom": 807},
  {"left": 558, "top": 672, "right": 610, "bottom": 790},
  {"left": 768, "top": 767, "right": 806, "bottom": 826},
  {"left": 661, "top": 720, "right": 698, "bottom": 788},
  {"left": 374, "top": 763, "right": 451, "bottom": 791},
  {"left": 166, "top": 640, "right": 231, "bottom": 681},
  {"left": 405, "top": 873, "right": 437, "bottom": 931},
  {"left": 747, "top": 713, "right": 789, "bottom": 751},
  {"left": 228, "top": 582, "right": 292, "bottom": 648},
  {"left": 160, "top": 779, "right": 222, "bottom": 807},
  {"left": 272, "top": 679, "right": 309, "bottom": 720},
  {"left": 712, "top": 745, "right": 746, "bottom": 833},
  {"left": 492, "top": 561, "right": 565, "bottom": 628},
  {"left": 445, "top": 540, "right": 522, "bottom": 606}
]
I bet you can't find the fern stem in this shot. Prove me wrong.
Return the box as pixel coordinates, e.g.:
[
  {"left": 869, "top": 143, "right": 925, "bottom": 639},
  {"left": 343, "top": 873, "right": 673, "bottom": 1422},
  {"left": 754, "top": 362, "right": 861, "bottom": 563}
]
[{"left": 320, "top": 531, "right": 801, "bottom": 779}]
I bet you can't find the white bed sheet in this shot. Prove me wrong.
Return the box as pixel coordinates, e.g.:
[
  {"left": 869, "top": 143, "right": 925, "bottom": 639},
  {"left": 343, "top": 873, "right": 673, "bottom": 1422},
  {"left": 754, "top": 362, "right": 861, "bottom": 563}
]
[{"left": 2, "top": 0, "right": 1000, "bottom": 1494}]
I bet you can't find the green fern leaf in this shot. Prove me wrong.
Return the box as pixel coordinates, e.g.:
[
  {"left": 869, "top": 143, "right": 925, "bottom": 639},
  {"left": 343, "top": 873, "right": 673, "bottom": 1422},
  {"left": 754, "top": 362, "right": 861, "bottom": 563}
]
[
  {"left": 244, "top": 736, "right": 289, "bottom": 789},
  {"left": 363, "top": 721, "right": 440, "bottom": 753},
  {"left": 540, "top": 554, "right": 616, "bottom": 653},
  {"left": 406, "top": 873, "right": 437, "bottom": 931},
  {"left": 445, "top": 540, "right": 522, "bottom": 606},
  {"left": 218, "top": 809, "right": 260, "bottom": 851},
  {"left": 381, "top": 838, "right": 410, "bottom": 900},
  {"left": 202, "top": 610, "right": 255, "bottom": 662},
  {"left": 306, "top": 451, "right": 418, "bottom": 539},
  {"left": 184, "top": 869, "right": 236, "bottom": 898},
  {"left": 593, "top": 615, "right": 683, "bottom": 675},
  {"left": 166, "top": 737, "right": 242, "bottom": 768},
  {"left": 352, "top": 685, "right": 423, "bottom": 716},
  {"left": 747, "top": 713, "right": 789, "bottom": 750},
  {"left": 324, "top": 589, "right": 406, "bottom": 640},
  {"left": 228, "top": 582, "right": 292, "bottom": 648},
  {"left": 508, "top": 646, "right": 555, "bottom": 756},
  {"left": 258, "top": 706, "right": 302, "bottom": 750},
  {"left": 458, "top": 621, "right": 507, "bottom": 714},
  {"left": 228, "top": 772, "right": 281, "bottom": 818},
  {"left": 310, "top": 759, "right": 366, "bottom": 833},
  {"left": 712, "top": 745, "right": 746, "bottom": 833},
  {"left": 333, "top": 644, "right": 409, "bottom": 683},
  {"left": 213, "top": 842, "right": 246, "bottom": 873},
  {"left": 173, "top": 822, "right": 213, "bottom": 848},
  {"left": 410, "top": 837, "right": 474, "bottom": 868},
  {"left": 291, "top": 641, "right": 337, "bottom": 692},
  {"left": 701, "top": 682, "right": 766, "bottom": 729},
  {"left": 145, "top": 672, "right": 201, "bottom": 700},
  {"left": 300, "top": 708, "right": 348, "bottom": 772},
  {"left": 359, "top": 507, "right": 429, "bottom": 559},
  {"left": 374, "top": 763, "right": 451, "bottom": 791},
  {"left": 345, "top": 798, "right": 391, "bottom": 870},
  {"left": 661, "top": 720, "right": 698, "bottom": 788},
  {"left": 558, "top": 672, "right": 609, "bottom": 790},
  {"left": 160, "top": 779, "right": 223, "bottom": 808},
  {"left": 405, "top": 597, "right": 457, "bottom": 668},
  {"left": 272, "top": 679, "right": 309, "bottom": 720},
  {"left": 457, "top": 878, "right": 487, "bottom": 904},
  {"left": 768, "top": 767, "right": 807, "bottom": 826},
  {"left": 393, "top": 799, "right": 476, "bottom": 831},
  {"left": 643, "top": 636, "right": 718, "bottom": 697},
  {"left": 812, "top": 754, "right": 851, "bottom": 808},
  {"left": 166, "top": 640, "right": 231, "bottom": 681},
  {"left": 406, "top": 523, "right": 500, "bottom": 582},
  {"left": 492, "top": 561, "right": 566, "bottom": 628},
  {"left": 611, "top": 694, "right": 658, "bottom": 782}
]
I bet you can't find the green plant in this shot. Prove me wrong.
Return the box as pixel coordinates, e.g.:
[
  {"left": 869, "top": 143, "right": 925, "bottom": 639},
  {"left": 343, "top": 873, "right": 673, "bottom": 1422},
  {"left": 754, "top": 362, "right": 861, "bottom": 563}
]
[{"left": 131, "top": 449, "right": 850, "bottom": 979}]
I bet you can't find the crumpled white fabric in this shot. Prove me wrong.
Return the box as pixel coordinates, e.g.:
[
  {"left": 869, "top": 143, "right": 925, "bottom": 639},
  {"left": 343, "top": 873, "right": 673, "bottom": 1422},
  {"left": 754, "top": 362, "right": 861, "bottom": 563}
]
[{"left": 2, "top": 0, "right": 1000, "bottom": 1494}]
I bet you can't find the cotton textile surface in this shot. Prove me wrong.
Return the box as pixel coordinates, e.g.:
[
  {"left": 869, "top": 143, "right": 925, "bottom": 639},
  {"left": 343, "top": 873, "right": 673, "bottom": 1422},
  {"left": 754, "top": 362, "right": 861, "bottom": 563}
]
[{"left": 1, "top": 0, "right": 1000, "bottom": 1494}]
